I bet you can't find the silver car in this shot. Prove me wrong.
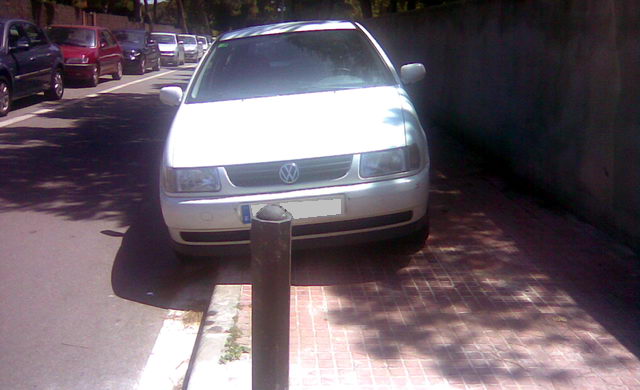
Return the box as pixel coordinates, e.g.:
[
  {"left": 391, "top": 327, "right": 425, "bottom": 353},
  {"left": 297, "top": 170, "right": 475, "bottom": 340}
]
[
  {"left": 159, "top": 20, "right": 430, "bottom": 257},
  {"left": 151, "top": 32, "right": 184, "bottom": 66}
]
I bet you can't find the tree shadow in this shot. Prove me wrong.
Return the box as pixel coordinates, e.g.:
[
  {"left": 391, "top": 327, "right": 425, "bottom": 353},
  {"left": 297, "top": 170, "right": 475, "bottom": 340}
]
[
  {"left": 0, "top": 92, "right": 175, "bottom": 227},
  {"left": 319, "top": 128, "right": 640, "bottom": 386}
]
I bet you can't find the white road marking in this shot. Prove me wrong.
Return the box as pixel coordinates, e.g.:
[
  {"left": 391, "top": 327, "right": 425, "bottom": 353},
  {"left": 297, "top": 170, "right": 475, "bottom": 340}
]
[
  {"left": 99, "top": 70, "right": 176, "bottom": 94},
  {"left": 136, "top": 310, "right": 200, "bottom": 390},
  {"left": 0, "top": 114, "right": 35, "bottom": 128},
  {"left": 0, "top": 68, "right": 182, "bottom": 128}
]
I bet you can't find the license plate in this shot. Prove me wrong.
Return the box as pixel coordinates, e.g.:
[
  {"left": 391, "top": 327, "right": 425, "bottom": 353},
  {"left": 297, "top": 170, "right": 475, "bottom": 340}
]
[{"left": 241, "top": 196, "right": 344, "bottom": 224}]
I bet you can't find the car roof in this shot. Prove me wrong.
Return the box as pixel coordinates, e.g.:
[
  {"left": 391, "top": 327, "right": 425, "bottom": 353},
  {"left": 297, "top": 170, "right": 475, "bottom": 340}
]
[
  {"left": 219, "top": 20, "right": 357, "bottom": 41},
  {"left": 113, "top": 29, "right": 147, "bottom": 33},
  {"left": 151, "top": 32, "right": 177, "bottom": 35},
  {"left": 0, "top": 18, "right": 30, "bottom": 24},
  {"left": 49, "top": 24, "right": 104, "bottom": 31}
]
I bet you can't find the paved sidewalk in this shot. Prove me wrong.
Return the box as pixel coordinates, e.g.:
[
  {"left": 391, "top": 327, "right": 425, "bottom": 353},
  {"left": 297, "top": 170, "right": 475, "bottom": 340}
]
[{"left": 229, "top": 130, "right": 640, "bottom": 389}]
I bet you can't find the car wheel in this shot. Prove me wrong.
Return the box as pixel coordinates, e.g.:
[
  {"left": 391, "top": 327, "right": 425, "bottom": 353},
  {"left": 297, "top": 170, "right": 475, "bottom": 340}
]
[
  {"left": 0, "top": 77, "right": 11, "bottom": 117},
  {"left": 44, "top": 68, "right": 64, "bottom": 100},
  {"left": 152, "top": 57, "right": 160, "bottom": 71},
  {"left": 89, "top": 65, "right": 99, "bottom": 87},
  {"left": 112, "top": 61, "right": 123, "bottom": 80},
  {"left": 137, "top": 57, "right": 146, "bottom": 75}
]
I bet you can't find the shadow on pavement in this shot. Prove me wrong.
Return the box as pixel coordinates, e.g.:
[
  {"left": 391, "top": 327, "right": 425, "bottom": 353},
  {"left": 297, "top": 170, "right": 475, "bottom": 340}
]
[{"left": 110, "top": 199, "right": 216, "bottom": 311}]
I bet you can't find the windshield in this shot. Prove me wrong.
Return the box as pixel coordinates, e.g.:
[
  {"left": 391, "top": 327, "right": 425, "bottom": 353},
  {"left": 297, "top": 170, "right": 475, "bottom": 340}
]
[
  {"left": 48, "top": 27, "right": 96, "bottom": 48},
  {"left": 179, "top": 35, "right": 197, "bottom": 45},
  {"left": 0, "top": 24, "right": 3, "bottom": 47},
  {"left": 114, "top": 31, "right": 145, "bottom": 44},
  {"left": 188, "top": 29, "right": 395, "bottom": 103},
  {"left": 152, "top": 34, "right": 176, "bottom": 44}
]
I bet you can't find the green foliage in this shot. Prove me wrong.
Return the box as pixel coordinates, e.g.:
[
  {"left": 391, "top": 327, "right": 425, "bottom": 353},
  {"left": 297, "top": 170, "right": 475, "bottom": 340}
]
[{"left": 218, "top": 325, "right": 250, "bottom": 364}]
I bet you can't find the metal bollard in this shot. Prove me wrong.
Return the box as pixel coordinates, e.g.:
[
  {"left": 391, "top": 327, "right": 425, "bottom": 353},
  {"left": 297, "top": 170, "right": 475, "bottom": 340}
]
[{"left": 251, "top": 204, "right": 292, "bottom": 390}]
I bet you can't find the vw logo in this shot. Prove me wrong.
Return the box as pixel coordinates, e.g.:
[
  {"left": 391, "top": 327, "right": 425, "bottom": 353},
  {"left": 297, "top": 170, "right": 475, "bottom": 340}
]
[{"left": 279, "top": 163, "right": 300, "bottom": 184}]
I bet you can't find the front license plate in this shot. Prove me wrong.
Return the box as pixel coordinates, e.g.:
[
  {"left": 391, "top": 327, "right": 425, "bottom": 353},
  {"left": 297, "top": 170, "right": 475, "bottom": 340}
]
[{"left": 241, "top": 197, "right": 344, "bottom": 224}]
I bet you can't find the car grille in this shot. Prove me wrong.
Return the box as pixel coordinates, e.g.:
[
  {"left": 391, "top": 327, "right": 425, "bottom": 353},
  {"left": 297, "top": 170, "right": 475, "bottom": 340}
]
[{"left": 225, "top": 155, "right": 353, "bottom": 187}]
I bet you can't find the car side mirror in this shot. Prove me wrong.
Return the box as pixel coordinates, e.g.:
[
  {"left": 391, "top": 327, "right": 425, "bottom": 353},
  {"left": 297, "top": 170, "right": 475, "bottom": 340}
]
[
  {"left": 159, "top": 86, "right": 183, "bottom": 107},
  {"left": 100, "top": 41, "right": 107, "bottom": 48},
  {"left": 148, "top": 39, "right": 156, "bottom": 44},
  {"left": 400, "top": 63, "right": 426, "bottom": 84},
  {"left": 178, "top": 40, "right": 184, "bottom": 45},
  {"left": 11, "top": 37, "right": 30, "bottom": 51}
]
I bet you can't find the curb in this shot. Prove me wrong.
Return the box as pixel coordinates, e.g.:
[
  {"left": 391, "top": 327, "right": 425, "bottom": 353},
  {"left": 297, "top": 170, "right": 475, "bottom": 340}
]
[{"left": 183, "top": 284, "right": 245, "bottom": 390}]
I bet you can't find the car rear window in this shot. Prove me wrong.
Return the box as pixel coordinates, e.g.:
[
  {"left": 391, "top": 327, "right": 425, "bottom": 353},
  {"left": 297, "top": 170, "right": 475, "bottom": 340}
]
[
  {"left": 152, "top": 34, "right": 176, "bottom": 44},
  {"left": 114, "top": 31, "right": 145, "bottom": 44},
  {"left": 188, "top": 29, "right": 395, "bottom": 103},
  {"left": 48, "top": 27, "right": 96, "bottom": 48},
  {"left": 179, "top": 35, "right": 197, "bottom": 44}
]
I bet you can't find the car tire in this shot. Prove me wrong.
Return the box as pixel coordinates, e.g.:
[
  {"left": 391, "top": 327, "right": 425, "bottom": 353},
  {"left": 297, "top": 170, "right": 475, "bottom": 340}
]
[
  {"left": 44, "top": 67, "right": 64, "bottom": 100},
  {"left": 112, "top": 61, "right": 123, "bottom": 80},
  {"left": 152, "top": 57, "right": 160, "bottom": 71},
  {"left": 89, "top": 65, "right": 99, "bottom": 87},
  {"left": 0, "top": 77, "right": 11, "bottom": 117},
  {"left": 137, "top": 57, "right": 146, "bottom": 75}
]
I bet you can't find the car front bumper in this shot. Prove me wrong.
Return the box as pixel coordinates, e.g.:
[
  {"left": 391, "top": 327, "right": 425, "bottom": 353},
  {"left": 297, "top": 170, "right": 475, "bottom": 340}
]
[
  {"left": 63, "top": 63, "right": 94, "bottom": 79},
  {"left": 161, "top": 167, "right": 429, "bottom": 254}
]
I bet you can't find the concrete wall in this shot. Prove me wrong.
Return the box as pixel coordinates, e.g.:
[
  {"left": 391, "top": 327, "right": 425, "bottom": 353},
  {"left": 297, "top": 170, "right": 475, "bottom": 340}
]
[
  {"left": 363, "top": 0, "right": 640, "bottom": 251},
  {"left": 1, "top": 0, "right": 180, "bottom": 32}
]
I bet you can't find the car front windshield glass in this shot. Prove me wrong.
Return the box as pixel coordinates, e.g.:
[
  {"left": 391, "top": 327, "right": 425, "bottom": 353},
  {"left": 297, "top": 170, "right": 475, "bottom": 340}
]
[
  {"left": 48, "top": 27, "right": 96, "bottom": 48},
  {"left": 115, "top": 31, "right": 144, "bottom": 44},
  {"left": 188, "top": 29, "right": 395, "bottom": 103},
  {"left": 152, "top": 34, "right": 176, "bottom": 44},
  {"left": 0, "top": 24, "right": 4, "bottom": 47},
  {"left": 179, "top": 36, "right": 197, "bottom": 44}
]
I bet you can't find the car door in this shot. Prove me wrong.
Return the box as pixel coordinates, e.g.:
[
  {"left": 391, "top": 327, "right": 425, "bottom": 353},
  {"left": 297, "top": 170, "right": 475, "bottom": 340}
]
[
  {"left": 6, "top": 22, "right": 38, "bottom": 97},
  {"left": 145, "top": 32, "right": 158, "bottom": 63},
  {"left": 21, "top": 22, "right": 52, "bottom": 90},
  {"left": 97, "top": 30, "right": 111, "bottom": 74}
]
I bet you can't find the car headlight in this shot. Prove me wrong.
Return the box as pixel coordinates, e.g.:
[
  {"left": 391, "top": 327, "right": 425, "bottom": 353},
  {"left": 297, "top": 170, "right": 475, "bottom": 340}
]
[
  {"left": 164, "top": 167, "right": 221, "bottom": 192},
  {"left": 130, "top": 50, "right": 141, "bottom": 56},
  {"left": 360, "top": 145, "right": 420, "bottom": 178},
  {"left": 65, "top": 56, "right": 89, "bottom": 64}
]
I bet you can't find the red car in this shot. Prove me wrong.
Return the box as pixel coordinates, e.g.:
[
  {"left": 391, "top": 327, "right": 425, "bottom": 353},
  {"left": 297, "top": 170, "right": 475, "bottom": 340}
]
[{"left": 47, "top": 25, "right": 123, "bottom": 87}]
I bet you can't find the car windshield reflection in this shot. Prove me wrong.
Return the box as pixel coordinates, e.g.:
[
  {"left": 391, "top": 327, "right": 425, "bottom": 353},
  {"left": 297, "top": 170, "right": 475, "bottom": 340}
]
[{"left": 187, "top": 29, "right": 395, "bottom": 103}]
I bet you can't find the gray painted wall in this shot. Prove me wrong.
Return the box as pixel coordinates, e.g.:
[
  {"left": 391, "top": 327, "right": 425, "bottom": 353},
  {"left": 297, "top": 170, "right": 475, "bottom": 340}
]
[{"left": 363, "top": 0, "right": 640, "bottom": 251}]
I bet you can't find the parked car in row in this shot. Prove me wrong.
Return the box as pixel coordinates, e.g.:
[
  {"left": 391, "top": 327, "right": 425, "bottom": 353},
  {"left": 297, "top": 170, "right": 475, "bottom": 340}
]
[
  {"left": 158, "top": 20, "right": 430, "bottom": 258},
  {"left": 47, "top": 25, "right": 123, "bottom": 87},
  {"left": 177, "top": 34, "right": 203, "bottom": 63},
  {"left": 113, "top": 29, "right": 160, "bottom": 75},
  {"left": 151, "top": 32, "right": 184, "bottom": 66},
  {"left": 0, "top": 18, "right": 64, "bottom": 116},
  {"left": 196, "top": 35, "right": 208, "bottom": 53}
]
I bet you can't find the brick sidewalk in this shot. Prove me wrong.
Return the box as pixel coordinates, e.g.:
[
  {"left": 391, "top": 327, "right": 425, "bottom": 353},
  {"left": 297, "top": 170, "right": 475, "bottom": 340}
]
[{"left": 232, "top": 133, "right": 640, "bottom": 390}]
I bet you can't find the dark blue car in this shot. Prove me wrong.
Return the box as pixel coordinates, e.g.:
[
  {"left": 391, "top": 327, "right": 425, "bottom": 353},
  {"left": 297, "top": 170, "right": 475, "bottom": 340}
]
[
  {"left": 113, "top": 29, "right": 161, "bottom": 75},
  {"left": 0, "top": 18, "right": 65, "bottom": 116}
]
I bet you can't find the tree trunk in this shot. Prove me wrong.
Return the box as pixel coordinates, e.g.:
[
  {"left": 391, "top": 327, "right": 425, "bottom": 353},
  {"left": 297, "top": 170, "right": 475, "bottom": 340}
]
[
  {"left": 176, "top": 0, "right": 188, "bottom": 33},
  {"left": 143, "top": 0, "right": 153, "bottom": 27},
  {"left": 132, "top": 0, "right": 141, "bottom": 22},
  {"left": 387, "top": 0, "right": 397, "bottom": 13},
  {"left": 359, "top": 0, "right": 372, "bottom": 18},
  {"left": 153, "top": 0, "right": 158, "bottom": 25}
]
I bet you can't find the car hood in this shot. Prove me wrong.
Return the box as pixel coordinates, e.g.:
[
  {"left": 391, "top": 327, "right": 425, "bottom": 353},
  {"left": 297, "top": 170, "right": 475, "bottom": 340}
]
[
  {"left": 59, "top": 45, "right": 94, "bottom": 59},
  {"left": 166, "top": 86, "right": 408, "bottom": 168},
  {"left": 158, "top": 43, "right": 177, "bottom": 51}
]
